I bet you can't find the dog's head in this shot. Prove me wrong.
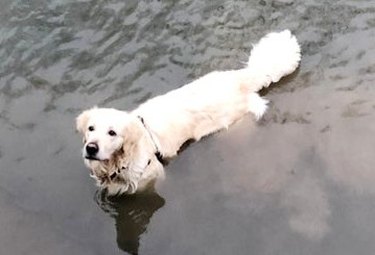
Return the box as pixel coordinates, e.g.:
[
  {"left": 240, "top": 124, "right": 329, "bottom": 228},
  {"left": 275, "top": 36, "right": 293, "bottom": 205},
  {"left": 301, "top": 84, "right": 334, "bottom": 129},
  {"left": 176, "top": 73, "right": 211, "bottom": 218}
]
[
  {"left": 76, "top": 107, "right": 164, "bottom": 194},
  {"left": 76, "top": 107, "right": 130, "bottom": 161}
]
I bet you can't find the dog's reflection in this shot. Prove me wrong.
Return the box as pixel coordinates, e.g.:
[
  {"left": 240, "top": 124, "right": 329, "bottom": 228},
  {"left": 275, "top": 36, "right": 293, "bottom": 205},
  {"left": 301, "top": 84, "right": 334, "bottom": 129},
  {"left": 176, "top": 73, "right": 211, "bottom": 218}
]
[{"left": 95, "top": 190, "right": 165, "bottom": 254}]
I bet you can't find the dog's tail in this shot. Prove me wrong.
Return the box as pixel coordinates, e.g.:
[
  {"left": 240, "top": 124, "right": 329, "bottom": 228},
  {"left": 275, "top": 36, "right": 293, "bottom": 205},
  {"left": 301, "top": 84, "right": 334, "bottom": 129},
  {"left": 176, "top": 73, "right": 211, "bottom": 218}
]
[{"left": 242, "top": 30, "right": 301, "bottom": 92}]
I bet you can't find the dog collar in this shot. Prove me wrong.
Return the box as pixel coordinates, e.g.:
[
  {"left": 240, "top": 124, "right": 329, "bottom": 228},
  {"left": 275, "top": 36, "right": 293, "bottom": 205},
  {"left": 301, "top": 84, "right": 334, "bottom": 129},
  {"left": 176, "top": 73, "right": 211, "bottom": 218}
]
[{"left": 137, "top": 116, "right": 166, "bottom": 165}]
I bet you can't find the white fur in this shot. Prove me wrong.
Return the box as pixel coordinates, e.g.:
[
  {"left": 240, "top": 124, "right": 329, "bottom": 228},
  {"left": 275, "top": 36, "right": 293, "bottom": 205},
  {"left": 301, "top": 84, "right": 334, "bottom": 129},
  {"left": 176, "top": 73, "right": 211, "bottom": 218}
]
[{"left": 76, "top": 30, "right": 301, "bottom": 195}]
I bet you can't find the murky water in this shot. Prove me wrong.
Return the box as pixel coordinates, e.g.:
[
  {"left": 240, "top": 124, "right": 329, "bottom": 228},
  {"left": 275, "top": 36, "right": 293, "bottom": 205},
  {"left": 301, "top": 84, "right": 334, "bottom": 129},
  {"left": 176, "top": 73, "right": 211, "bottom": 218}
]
[{"left": 1, "top": 0, "right": 375, "bottom": 254}]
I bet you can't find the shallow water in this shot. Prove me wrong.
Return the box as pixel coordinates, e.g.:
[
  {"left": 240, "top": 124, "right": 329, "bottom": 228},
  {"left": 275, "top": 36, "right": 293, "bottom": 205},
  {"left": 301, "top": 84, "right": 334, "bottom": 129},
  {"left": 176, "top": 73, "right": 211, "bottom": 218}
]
[{"left": 1, "top": 0, "right": 375, "bottom": 254}]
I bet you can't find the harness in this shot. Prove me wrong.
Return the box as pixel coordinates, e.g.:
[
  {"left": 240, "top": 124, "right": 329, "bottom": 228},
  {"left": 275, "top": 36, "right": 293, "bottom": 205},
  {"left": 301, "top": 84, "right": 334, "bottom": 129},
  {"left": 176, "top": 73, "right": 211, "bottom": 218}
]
[{"left": 137, "top": 116, "right": 165, "bottom": 165}]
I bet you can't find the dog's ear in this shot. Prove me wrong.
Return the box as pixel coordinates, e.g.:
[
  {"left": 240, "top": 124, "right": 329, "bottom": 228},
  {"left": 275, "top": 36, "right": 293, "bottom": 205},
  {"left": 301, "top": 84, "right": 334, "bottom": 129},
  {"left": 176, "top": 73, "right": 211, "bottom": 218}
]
[{"left": 76, "top": 107, "right": 96, "bottom": 134}]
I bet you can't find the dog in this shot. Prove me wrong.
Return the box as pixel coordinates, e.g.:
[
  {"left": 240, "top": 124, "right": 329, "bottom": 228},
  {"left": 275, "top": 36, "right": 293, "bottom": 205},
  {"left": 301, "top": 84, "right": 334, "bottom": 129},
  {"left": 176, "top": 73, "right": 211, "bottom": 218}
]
[{"left": 76, "top": 30, "right": 301, "bottom": 195}]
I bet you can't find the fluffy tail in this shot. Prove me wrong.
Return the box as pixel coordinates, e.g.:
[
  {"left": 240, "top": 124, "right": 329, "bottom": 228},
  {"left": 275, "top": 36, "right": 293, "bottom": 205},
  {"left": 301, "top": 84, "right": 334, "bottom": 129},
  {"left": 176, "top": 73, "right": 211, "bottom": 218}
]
[{"left": 244, "top": 30, "right": 301, "bottom": 92}]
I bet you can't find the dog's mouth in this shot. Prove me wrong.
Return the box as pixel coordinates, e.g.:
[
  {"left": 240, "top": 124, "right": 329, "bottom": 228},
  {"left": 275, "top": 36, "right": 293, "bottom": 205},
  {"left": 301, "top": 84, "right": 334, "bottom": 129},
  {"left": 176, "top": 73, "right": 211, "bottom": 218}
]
[
  {"left": 85, "top": 156, "right": 100, "bottom": 161},
  {"left": 85, "top": 156, "right": 111, "bottom": 164}
]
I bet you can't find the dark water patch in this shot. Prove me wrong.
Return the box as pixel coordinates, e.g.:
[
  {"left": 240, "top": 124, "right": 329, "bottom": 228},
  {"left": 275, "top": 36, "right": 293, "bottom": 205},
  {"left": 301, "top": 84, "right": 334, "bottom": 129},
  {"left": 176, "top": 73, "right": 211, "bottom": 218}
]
[
  {"left": 320, "top": 125, "right": 331, "bottom": 133},
  {"left": 359, "top": 64, "right": 375, "bottom": 75},
  {"left": 341, "top": 105, "right": 369, "bottom": 118},
  {"left": 329, "top": 60, "right": 349, "bottom": 68},
  {"left": 261, "top": 107, "right": 311, "bottom": 125},
  {"left": 271, "top": 0, "right": 295, "bottom": 8},
  {"left": 351, "top": 99, "right": 367, "bottom": 105},
  {"left": 15, "top": 156, "right": 25, "bottom": 163},
  {"left": 330, "top": 74, "right": 347, "bottom": 81},
  {"left": 133, "top": 91, "right": 152, "bottom": 105},
  {"left": 336, "top": 84, "right": 361, "bottom": 91},
  {"left": 356, "top": 50, "right": 366, "bottom": 60}
]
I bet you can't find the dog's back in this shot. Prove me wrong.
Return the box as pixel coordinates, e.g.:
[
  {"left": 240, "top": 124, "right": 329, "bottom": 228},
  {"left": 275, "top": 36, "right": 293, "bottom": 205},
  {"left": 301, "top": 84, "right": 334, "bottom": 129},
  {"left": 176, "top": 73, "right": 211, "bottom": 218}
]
[{"left": 134, "top": 30, "right": 301, "bottom": 157}]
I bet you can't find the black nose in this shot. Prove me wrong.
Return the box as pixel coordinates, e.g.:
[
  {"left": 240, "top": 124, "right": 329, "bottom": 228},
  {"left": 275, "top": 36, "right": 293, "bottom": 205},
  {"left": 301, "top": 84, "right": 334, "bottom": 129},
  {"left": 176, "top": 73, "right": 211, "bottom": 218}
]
[{"left": 86, "top": 143, "right": 99, "bottom": 156}]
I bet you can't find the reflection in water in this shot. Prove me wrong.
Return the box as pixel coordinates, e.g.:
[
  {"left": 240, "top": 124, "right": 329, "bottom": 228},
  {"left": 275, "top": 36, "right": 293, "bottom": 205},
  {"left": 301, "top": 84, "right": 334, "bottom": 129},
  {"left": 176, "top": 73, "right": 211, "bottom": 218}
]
[{"left": 95, "top": 190, "right": 165, "bottom": 254}]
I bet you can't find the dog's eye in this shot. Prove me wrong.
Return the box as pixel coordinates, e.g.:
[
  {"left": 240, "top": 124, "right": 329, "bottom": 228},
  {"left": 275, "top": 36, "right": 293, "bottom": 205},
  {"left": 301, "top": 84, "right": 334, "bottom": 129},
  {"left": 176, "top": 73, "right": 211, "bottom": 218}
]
[
  {"left": 88, "top": 126, "right": 95, "bottom": 131},
  {"left": 108, "top": 130, "right": 117, "bottom": 136}
]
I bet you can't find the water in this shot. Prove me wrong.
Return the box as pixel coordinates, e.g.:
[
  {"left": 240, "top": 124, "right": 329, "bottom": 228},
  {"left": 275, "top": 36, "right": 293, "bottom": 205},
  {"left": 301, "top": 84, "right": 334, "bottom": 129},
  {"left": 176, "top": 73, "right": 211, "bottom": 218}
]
[{"left": 1, "top": 0, "right": 375, "bottom": 254}]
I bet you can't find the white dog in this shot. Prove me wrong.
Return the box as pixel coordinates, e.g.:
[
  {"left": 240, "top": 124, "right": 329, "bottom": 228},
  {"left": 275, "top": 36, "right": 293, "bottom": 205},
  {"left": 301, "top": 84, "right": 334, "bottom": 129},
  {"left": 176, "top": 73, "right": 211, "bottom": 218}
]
[{"left": 76, "top": 30, "right": 301, "bottom": 195}]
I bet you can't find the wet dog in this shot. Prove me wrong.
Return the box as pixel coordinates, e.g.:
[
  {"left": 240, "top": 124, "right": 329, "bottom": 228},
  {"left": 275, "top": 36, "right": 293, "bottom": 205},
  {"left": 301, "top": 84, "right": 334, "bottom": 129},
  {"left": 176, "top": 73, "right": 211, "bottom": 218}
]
[{"left": 76, "top": 30, "right": 301, "bottom": 195}]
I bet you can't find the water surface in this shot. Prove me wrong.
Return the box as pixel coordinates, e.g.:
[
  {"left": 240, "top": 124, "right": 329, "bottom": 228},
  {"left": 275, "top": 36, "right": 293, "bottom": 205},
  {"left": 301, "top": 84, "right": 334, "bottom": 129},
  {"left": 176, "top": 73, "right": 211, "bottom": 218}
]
[{"left": 1, "top": 0, "right": 375, "bottom": 254}]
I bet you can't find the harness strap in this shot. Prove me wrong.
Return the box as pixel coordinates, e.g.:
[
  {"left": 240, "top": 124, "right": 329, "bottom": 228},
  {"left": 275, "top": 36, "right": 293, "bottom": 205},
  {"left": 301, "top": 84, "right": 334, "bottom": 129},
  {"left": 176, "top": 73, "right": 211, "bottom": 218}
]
[{"left": 137, "top": 116, "right": 165, "bottom": 165}]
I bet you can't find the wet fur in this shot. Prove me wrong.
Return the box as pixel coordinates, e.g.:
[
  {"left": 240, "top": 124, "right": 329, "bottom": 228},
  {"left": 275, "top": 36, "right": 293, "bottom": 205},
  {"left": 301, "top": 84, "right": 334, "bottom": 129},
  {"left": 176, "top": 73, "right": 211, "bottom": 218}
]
[{"left": 76, "top": 30, "right": 301, "bottom": 195}]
